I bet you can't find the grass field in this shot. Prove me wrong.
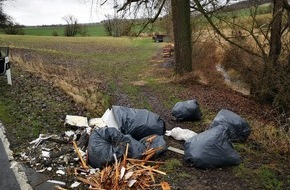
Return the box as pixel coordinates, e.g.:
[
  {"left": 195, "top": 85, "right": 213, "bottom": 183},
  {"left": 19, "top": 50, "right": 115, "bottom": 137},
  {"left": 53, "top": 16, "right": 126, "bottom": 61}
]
[
  {"left": 0, "top": 23, "right": 107, "bottom": 37},
  {"left": 0, "top": 34, "right": 163, "bottom": 114}
]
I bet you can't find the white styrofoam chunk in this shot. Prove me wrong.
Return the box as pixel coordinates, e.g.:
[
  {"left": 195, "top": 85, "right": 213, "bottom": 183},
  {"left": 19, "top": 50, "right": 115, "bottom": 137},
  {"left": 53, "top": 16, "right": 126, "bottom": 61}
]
[
  {"left": 102, "top": 109, "right": 118, "bottom": 129},
  {"left": 65, "top": 115, "right": 89, "bottom": 127}
]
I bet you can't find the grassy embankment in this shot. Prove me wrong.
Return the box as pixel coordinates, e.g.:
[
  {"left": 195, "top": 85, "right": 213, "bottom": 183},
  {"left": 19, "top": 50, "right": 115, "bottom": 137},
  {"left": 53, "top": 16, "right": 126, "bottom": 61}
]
[{"left": 0, "top": 35, "right": 164, "bottom": 142}]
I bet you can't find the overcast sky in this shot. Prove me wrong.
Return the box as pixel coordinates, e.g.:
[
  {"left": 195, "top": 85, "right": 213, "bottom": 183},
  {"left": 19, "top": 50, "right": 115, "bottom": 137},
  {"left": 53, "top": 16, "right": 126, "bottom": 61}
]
[{"left": 3, "top": 0, "right": 114, "bottom": 26}]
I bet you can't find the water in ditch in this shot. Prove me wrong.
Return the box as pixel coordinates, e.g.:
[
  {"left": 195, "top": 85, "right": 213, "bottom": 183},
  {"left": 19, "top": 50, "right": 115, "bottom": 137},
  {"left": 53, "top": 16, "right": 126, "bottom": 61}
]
[{"left": 216, "top": 64, "right": 250, "bottom": 95}]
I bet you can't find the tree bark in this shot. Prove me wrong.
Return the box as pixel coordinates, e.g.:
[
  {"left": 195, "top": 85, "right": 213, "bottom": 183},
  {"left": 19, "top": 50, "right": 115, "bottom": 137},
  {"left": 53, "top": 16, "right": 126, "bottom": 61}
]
[
  {"left": 171, "top": 0, "right": 192, "bottom": 74},
  {"left": 269, "top": 0, "right": 284, "bottom": 65}
]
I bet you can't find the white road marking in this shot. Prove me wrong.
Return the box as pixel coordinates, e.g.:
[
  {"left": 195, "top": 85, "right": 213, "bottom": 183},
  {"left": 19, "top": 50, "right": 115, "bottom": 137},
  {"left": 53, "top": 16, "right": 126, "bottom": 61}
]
[{"left": 0, "top": 123, "right": 33, "bottom": 190}]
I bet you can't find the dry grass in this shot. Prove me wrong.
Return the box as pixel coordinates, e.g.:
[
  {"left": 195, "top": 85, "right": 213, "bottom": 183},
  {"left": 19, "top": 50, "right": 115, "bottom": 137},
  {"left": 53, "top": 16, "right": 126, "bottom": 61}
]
[{"left": 12, "top": 54, "right": 107, "bottom": 115}]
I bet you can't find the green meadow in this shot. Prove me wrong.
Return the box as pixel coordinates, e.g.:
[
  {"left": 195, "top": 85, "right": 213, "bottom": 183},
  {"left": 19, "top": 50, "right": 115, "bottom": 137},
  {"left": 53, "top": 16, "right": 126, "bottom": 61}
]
[{"left": 0, "top": 23, "right": 107, "bottom": 37}]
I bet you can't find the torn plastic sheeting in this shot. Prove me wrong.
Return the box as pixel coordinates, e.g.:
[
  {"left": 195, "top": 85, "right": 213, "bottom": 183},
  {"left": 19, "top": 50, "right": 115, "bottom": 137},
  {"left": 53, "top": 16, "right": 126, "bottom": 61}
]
[
  {"left": 209, "top": 109, "right": 251, "bottom": 142},
  {"left": 165, "top": 127, "right": 197, "bottom": 141},
  {"left": 172, "top": 99, "right": 202, "bottom": 121},
  {"left": 112, "top": 106, "right": 166, "bottom": 140},
  {"left": 184, "top": 125, "right": 241, "bottom": 169},
  {"left": 65, "top": 115, "right": 89, "bottom": 128}
]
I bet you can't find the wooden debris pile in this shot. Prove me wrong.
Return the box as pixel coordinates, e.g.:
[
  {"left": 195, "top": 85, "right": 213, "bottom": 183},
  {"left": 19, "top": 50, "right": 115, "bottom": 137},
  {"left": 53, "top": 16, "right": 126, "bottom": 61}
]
[
  {"left": 76, "top": 143, "right": 171, "bottom": 190},
  {"left": 163, "top": 44, "right": 174, "bottom": 58}
]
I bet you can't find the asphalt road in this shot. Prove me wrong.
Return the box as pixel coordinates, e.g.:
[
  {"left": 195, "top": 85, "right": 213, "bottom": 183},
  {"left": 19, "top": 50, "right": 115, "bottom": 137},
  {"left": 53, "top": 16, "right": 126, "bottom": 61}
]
[
  {"left": 0, "top": 122, "right": 54, "bottom": 190},
  {"left": 0, "top": 139, "right": 21, "bottom": 190}
]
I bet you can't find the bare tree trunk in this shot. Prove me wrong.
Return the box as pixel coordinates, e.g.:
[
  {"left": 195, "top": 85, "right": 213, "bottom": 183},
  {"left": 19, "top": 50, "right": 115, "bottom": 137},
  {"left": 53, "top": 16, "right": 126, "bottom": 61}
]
[
  {"left": 269, "top": 0, "right": 284, "bottom": 65},
  {"left": 171, "top": 0, "right": 192, "bottom": 74}
]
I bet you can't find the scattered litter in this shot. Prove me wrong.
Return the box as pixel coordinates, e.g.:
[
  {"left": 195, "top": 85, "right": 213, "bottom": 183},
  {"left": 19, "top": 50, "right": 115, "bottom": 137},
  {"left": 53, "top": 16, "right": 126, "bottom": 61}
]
[
  {"left": 70, "top": 181, "right": 81, "bottom": 188},
  {"left": 56, "top": 170, "right": 65, "bottom": 175},
  {"left": 41, "top": 150, "right": 50, "bottom": 158},
  {"left": 21, "top": 107, "right": 171, "bottom": 189},
  {"left": 20, "top": 105, "right": 250, "bottom": 189},
  {"left": 166, "top": 127, "right": 197, "bottom": 141},
  {"left": 36, "top": 168, "right": 46, "bottom": 173},
  {"left": 64, "top": 130, "right": 76, "bottom": 139},
  {"left": 64, "top": 115, "right": 89, "bottom": 128},
  {"left": 47, "top": 180, "right": 66, "bottom": 186},
  {"left": 172, "top": 99, "right": 202, "bottom": 121},
  {"left": 29, "top": 134, "right": 57, "bottom": 148}
]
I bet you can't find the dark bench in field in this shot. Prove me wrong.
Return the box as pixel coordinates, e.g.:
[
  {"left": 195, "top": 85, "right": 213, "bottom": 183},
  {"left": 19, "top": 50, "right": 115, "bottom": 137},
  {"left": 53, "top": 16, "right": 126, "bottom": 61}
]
[{"left": 152, "top": 34, "right": 166, "bottom": 42}]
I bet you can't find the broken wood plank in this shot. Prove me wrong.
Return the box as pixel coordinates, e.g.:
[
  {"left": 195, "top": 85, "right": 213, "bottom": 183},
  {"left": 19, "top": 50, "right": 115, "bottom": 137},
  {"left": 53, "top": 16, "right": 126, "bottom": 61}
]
[
  {"left": 160, "top": 181, "right": 171, "bottom": 190},
  {"left": 73, "top": 141, "right": 88, "bottom": 169}
]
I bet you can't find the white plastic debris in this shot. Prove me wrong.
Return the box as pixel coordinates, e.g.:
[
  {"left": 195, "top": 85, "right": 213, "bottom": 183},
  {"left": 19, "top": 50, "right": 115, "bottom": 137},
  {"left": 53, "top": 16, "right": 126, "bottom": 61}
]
[
  {"left": 124, "top": 171, "right": 134, "bottom": 180},
  {"left": 89, "top": 118, "right": 106, "bottom": 128},
  {"left": 41, "top": 151, "right": 50, "bottom": 158},
  {"left": 128, "top": 179, "right": 137, "bottom": 187},
  {"left": 167, "top": 146, "right": 185, "bottom": 155},
  {"left": 29, "top": 134, "right": 57, "bottom": 148},
  {"left": 102, "top": 109, "right": 118, "bottom": 129},
  {"left": 165, "top": 127, "right": 197, "bottom": 141},
  {"left": 71, "top": 181, "right": 81, "bottom": 188},
  {"left": 56, "top": 170, "right": 65, "bottom": 175},
  {"left": 65, "top": 115, "right": 89, "bottom": 128},
  {"left": 65, "top": 130, "right": 75, "bottom": 137},
  {"left": 21, "top": 153, "right": 28, "bottom": 160},
  {"left": 36, "top": 168, "right": 46, "bottom": 173},
  {"left": 120, "top": 166, "right": 126, "bottom": 179},
  {"left": 89, "top": 109, "right": 119, "bottom": 129},
  {"left": 47, "top": 180, "right": 66, "bottom": 186}
]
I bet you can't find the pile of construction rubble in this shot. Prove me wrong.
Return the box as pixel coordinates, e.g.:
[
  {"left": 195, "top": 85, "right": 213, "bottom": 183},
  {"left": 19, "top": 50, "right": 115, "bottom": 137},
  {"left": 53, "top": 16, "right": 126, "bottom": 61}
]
[{"left": 20, "top": 100, "right": 251, "bottom": 189}]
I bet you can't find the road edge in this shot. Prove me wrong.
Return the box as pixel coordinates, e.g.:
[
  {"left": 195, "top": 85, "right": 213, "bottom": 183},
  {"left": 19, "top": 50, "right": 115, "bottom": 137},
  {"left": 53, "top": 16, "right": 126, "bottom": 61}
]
[{"left": 0, "top": 122, "right": 33, "bottom": 190}]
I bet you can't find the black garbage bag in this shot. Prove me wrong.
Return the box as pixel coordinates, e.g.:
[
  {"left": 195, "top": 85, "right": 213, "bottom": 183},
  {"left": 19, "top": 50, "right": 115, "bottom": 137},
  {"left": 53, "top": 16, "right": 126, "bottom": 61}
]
[
  {"left": 184, "top": 125, "right": 241, "bottom": 169},
  {"left": 112, "top": 106, "right": 166, "bottom": 140},
  {"left": 209, "top": 109, "right": 251, "bottom": 142},
  {"left": 124, "top": 134, "right": 146, "bottom": 159},
  {"left": 140, "top": 135, "right": 167, "bottom": 158},
  {"left": 88, "top": 127, "right": 146, "bottom": 168},
  {"left": 172, "top": 99, "right": 202, "bottom": 121}
]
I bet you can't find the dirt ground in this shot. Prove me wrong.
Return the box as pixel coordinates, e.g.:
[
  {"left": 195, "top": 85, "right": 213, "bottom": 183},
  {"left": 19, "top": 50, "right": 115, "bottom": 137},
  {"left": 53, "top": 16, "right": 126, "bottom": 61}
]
[{"left": 1, "top": 44, "right": 289, "bottom": 190}]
